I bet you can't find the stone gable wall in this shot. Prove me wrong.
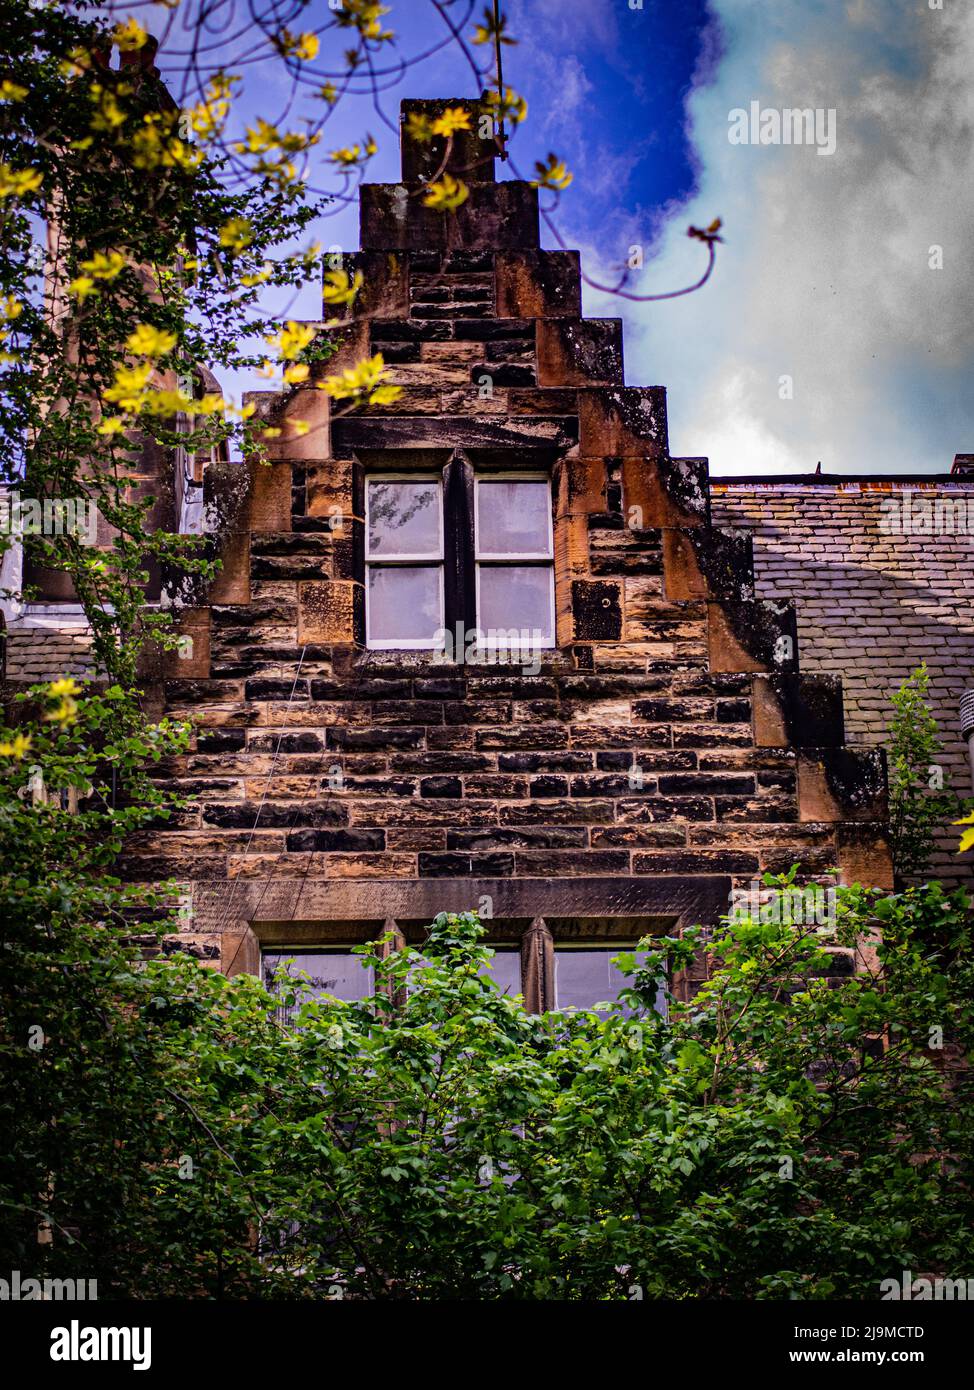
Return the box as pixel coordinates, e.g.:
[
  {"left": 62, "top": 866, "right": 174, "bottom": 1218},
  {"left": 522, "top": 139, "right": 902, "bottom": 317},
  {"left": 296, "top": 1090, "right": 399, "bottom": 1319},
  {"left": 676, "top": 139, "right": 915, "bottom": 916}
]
[
  {"left": 3, "top": 100, "right": 910, "bottom": 988},
  {"left": 112, "top": 98, "right": 892, "bottom": 981}
]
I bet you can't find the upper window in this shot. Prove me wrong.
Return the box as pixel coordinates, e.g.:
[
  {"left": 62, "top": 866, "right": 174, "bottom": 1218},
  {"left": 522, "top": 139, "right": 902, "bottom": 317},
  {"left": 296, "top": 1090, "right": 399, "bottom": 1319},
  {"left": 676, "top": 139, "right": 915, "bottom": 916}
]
[
  {"left": 363, "top": 462, "right": 554, "bottom": 652},
  {"left": 475, "top": 478, "right": 554, "bottom": 649},
  {"left": 365, "top": 476, "right": 444, "bottom": 650}
]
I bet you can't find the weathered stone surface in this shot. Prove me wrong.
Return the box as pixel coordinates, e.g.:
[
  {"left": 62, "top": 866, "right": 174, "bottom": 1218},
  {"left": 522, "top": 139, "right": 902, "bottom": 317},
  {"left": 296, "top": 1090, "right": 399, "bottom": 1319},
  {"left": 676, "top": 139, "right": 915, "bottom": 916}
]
[
  {"left": 248, "top": 390, "right": 330, "bottom": 466},
  {"left": 202, "top": 801, "right": 346, "bottom": 829},
  {"left": 664, "top": 526, "right": 755, "bottom": 603},
  {"left": 753, "top": 674, "right": 845, "bottom": 748},
  {"left": 514, "top": 850, "right": 630, "bottom": 876},
  {"left": 161, "top": 607, "right": 211, "bottom": 679},
  {"left": 537, "top": 319, "right": 624, "bottom": 386},
  {"left": 495, "top": 250, "right": 582, "bottom": 319},
  {"left": 475, "top": 724, "right": 569, "bottom": 751},
  {"left": 297, "top": 580, "right": 360, "bottom": 644},
  {"left": 578, "top": 386, "right": 669, "bottom": 455},
  {"left": 709, "top": 599, "right": 799, "bottom": 675},
  {"left": 361, "top": 181, "right": 540, "bottom": 251},
  {"left": 591, "top": 825, "right": 687, "bottom": 848},
  {"left": 632, "top": 850, "right": 760, "bottom": 875},
  {"left": 569, "top": 725, "right": 674, "bottom": 750},
  {"left": 571, "top": 580, "right": 623, "bottom": 642},
  {"left": 616, "top": 796, "right": 715, "bottom": 823},
  {"left": 419, "top": 851, "right": 515, "bottom": 878},
  {"left": 399, "top": 99, "right": 496, "bottom": 183},
  {"left": 448, "top": 826, "right": 588, "bottom": 850},
  {"left": 287, "top": 828, "right": 385, "bottom": 853},
  {"left": 798, "top": 749, "right": 888, "bottom": 823},
  {"left": 835, "top": 822, "right": 895, "bottom": 891},
  {"left": 338, "top": 250, "right": 410, "bottom": 320}
]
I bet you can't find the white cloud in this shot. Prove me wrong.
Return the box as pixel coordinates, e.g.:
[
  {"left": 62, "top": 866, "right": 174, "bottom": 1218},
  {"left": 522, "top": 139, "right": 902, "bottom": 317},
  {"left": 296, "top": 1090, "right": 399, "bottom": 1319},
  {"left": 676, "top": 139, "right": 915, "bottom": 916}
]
[
  {"left": 535, "top": 52, "right": 594, "bottom": 144},
  {"left": 597, "top": 0, "right": 974, "bottom": 475},
  {"left": 512, "top": 0, "right": 621, "bottom": 58}
]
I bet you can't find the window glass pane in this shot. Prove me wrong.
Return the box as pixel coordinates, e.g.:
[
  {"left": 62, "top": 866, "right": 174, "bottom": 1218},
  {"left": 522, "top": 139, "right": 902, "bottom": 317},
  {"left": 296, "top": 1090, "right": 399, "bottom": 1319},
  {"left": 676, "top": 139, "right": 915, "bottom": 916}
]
[
  {"left": 368, "top": 479, "right": 441, "bottom": 557},
  {"left": 477, "top": 480, "right": 551, "bottom": 556},
  {"left": 554, "top": 950, "right": 665, "bottom": 1016},
  {"left": 263, "top": 950, "right": 374, "bottom": 1024},
  {"left": 480, "top": 949, "right": 522, "bottom": 997},
  {"left": 478, "top": 565, "right": 553, "bottom": 644},
  {"left": 368, "top": 565, "right": 442, "bottom": 645}
]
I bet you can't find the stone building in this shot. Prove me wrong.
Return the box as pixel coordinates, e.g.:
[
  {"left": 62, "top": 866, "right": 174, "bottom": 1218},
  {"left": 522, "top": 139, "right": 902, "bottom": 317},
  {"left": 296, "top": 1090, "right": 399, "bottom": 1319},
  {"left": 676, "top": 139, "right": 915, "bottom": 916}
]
[
  {"left": 712, "top": 467, "right": 974, "bottom": 887},
  {"left": 3, "top": 96, "right": 971, "bottom": 1010},
  {"left": 0, "top": 37, "right": 219, "bottom": 684}
]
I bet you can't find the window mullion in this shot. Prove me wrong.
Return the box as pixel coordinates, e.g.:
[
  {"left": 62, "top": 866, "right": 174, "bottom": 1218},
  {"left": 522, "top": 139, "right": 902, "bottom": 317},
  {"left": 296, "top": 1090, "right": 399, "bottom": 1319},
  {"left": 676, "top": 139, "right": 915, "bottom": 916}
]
[
  {"left": 443, "top": 452, "right": 476, "bottom": 639},
  {"left": 520, "top": 917, "right": 555, "bottom": 1014}
]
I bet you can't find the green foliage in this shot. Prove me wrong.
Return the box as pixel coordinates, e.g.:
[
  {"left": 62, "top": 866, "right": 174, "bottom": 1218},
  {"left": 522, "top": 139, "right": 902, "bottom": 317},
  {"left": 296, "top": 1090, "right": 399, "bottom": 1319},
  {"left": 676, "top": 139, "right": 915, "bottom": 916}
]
[
  {"left": 0, "top": 3, "right": 951, "bottom": 1303},
  {"left": 885, "top": 664, "right": 968, "bottom": 879},
  {"left": 0, "top": 682, "right": 193, "bottom": 1277},
  {"left": 0, "top": 1, "right": 325, "bottom": 683},
  {"left": 3, "top": 867, "right": 972, "bottom": 1300}
]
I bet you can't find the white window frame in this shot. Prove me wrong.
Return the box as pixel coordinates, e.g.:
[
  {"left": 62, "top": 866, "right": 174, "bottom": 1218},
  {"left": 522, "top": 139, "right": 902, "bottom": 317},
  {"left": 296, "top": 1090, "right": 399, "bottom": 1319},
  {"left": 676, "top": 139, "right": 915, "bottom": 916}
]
[
  {"left": 365, "top": 473, "right": 445, "bottom": 650},
  {"left": 474, "top": 472, "right": 555, "bottom": 649}
]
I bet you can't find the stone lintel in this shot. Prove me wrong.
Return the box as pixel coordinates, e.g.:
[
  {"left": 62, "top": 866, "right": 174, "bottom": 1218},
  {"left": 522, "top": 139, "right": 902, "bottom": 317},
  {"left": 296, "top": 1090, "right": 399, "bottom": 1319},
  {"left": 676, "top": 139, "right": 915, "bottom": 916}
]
[
  {"left": 331, "top": 413, "right": 578, "bottom": 454},
  {"left": 191, "top": 874, "right": 733, "bottom": 945}
]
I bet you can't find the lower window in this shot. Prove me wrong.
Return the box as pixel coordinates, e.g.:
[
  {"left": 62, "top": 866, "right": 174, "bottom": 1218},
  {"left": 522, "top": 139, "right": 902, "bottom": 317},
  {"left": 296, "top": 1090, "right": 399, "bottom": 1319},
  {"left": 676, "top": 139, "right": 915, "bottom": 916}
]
[
  {"left": 483, "top": 945, "right": 665, "bottom": 1016},
  {"left": 262, "top": 949, "right": 375, "bottom": 1025},
  {"left": 263, "top": 940, "right": 665, "bottom": 1018}
]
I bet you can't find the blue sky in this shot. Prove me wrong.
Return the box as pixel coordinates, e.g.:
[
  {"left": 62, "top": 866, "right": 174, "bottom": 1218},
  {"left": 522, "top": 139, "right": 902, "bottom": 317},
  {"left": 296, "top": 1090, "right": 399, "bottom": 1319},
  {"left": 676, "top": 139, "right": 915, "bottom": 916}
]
[{"left": 158, "top": 0, "right": 974, "bottom": 476}]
